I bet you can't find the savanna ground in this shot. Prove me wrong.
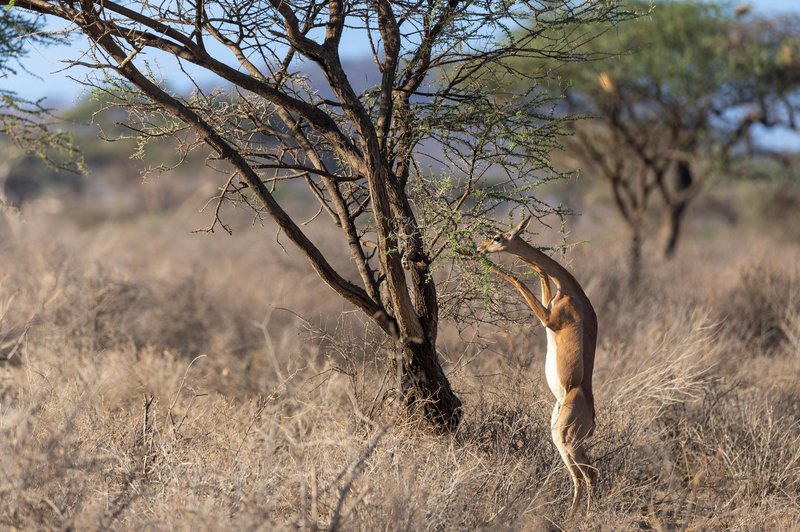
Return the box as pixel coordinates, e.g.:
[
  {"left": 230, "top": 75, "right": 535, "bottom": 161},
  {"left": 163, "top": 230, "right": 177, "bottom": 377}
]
[{"left": 1, "top": 171, "right": 799, "bottom": 530}]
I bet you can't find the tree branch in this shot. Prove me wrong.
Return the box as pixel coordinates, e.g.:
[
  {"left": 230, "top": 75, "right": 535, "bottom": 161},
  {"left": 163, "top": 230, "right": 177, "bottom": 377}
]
[{"left": 67, "top": 0, "right": 390, "bottom": 332}]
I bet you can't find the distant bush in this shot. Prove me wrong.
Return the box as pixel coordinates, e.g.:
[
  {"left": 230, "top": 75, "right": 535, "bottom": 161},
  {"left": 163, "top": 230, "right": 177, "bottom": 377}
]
[{"left": 719, "top": 264, "right": 799, "bottom": 357}]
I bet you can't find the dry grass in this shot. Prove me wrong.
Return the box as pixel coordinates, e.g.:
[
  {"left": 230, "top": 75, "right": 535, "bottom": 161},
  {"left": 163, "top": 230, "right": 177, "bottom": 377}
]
[{"left": 1, "top": 193, "right": 799, "bottom": 530}]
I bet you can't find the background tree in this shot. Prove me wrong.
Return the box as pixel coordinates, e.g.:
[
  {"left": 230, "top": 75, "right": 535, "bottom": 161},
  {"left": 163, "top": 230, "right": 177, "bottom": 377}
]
[
  {"left": 3, "top": 0, "right": 632, "bottom": 430},
  {"left": 510, "top": 1, "right": 800, "bottom": 284},
  {"left": 1, "top": 9, "right": 82, "bottom": 209}
]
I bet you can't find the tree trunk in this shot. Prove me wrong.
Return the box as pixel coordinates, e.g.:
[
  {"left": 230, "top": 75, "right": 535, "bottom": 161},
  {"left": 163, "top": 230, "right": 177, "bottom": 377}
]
[
  {"left": 359, "top": 149, "right": 461, "bottom": 430},
  {"left": 628, "top": 227, "right": 643, "bottom": 288},
  {"left": 0, "top": 163, "right": 19, "bottom": 241},
  {"left": 385, "top": 218, "right": 461, "bottom": 429},
  {"left": 0, "top": 163, "right": 10, "bottom": 204},
  {"left": 659, "top": 160, "right": 693, "bottom": 260},
  {"left": 400, "top": 337, "right": 463, "bottom": 431},
  {"left": 660, "top": 202, "right": 687, "bottom": 260}
]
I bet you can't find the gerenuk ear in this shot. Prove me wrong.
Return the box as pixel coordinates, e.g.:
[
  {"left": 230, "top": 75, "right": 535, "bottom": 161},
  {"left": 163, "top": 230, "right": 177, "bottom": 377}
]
[{"left": 509, "top": 216, "right": 532, "bottom": 239}]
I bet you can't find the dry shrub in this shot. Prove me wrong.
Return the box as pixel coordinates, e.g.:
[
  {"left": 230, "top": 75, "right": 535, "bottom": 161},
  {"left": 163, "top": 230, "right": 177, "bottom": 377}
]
[
  {"left": 718, "top": 263, "right": 800, "bottom": 357},
  {"left": 748, "top": 182, "right": 800, "bottom": 242},
  {"left": 0, "top": 339, "right": 559, "bottom": 530},
  {"left": 1, "top": 231, "right": 264, "bottom": 366},
  {"left": 695, "top": 386, "right": 800, "bottom": 499},
  {"left": 46, "top": 271, "right": 206, "bottom": 356},
  {"left": 584, "top": 310, "right": 718, "bottom": 528}
]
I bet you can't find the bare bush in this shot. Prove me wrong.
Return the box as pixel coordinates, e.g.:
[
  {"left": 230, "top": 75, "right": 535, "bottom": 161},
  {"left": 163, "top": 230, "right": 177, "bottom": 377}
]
[{"left": 719, "top": 264, "right": 800, "bottom": 357}]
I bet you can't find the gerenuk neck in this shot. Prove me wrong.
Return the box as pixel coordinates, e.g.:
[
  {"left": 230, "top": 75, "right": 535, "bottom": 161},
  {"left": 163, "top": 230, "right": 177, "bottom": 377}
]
[{"left": 508, "top": 239, "right": 588, "bottom": 300}]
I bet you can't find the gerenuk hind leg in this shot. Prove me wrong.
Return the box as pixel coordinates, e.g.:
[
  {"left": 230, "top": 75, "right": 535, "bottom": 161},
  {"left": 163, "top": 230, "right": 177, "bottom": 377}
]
[{"left": 551, "top": 387, "right": 596, "bottom": 516}]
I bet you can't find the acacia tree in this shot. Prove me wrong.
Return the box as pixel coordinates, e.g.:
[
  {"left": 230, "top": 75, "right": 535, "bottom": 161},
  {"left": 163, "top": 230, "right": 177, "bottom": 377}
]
[
  {"left": 1, "top": 10, "right": 82, "bottom": 204},
  {"left": 4, "top": 0, "right": 629, "bottom": 430},
  {"left": 515, "top": 2, "right": 800, "bottom": 284}
]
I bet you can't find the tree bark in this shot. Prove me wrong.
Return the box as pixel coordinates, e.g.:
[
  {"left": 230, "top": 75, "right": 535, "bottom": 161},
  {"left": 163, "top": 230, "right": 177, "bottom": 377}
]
[
  {"left": 659, "top": 160, "right": 694, "bottom": 260},
  {"left": 400, "top": 338, "right": 462, "bottom": 431},
  {"left": 660, "top": 203, "right": 687, "bottom": 260},
  {"left": 628, "top": 226, "right": 643, "bottom": 288}
]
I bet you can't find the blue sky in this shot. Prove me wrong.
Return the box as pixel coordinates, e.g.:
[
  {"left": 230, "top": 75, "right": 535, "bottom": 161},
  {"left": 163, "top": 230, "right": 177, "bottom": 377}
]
[{"left": 2, "top": 0, "right": 800, "bottom": 105}]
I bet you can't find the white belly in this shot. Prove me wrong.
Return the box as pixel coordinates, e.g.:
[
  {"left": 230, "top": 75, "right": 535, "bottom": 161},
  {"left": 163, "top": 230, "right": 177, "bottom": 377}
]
[{"left": 545, "top": 328, "right": 566, "bottom": 401}]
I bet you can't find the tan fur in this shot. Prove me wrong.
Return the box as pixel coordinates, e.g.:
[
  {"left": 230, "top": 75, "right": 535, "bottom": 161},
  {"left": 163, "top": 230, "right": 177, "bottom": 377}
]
[{"left": 478, "top": 217, "right": 598, "bottom": 516}]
